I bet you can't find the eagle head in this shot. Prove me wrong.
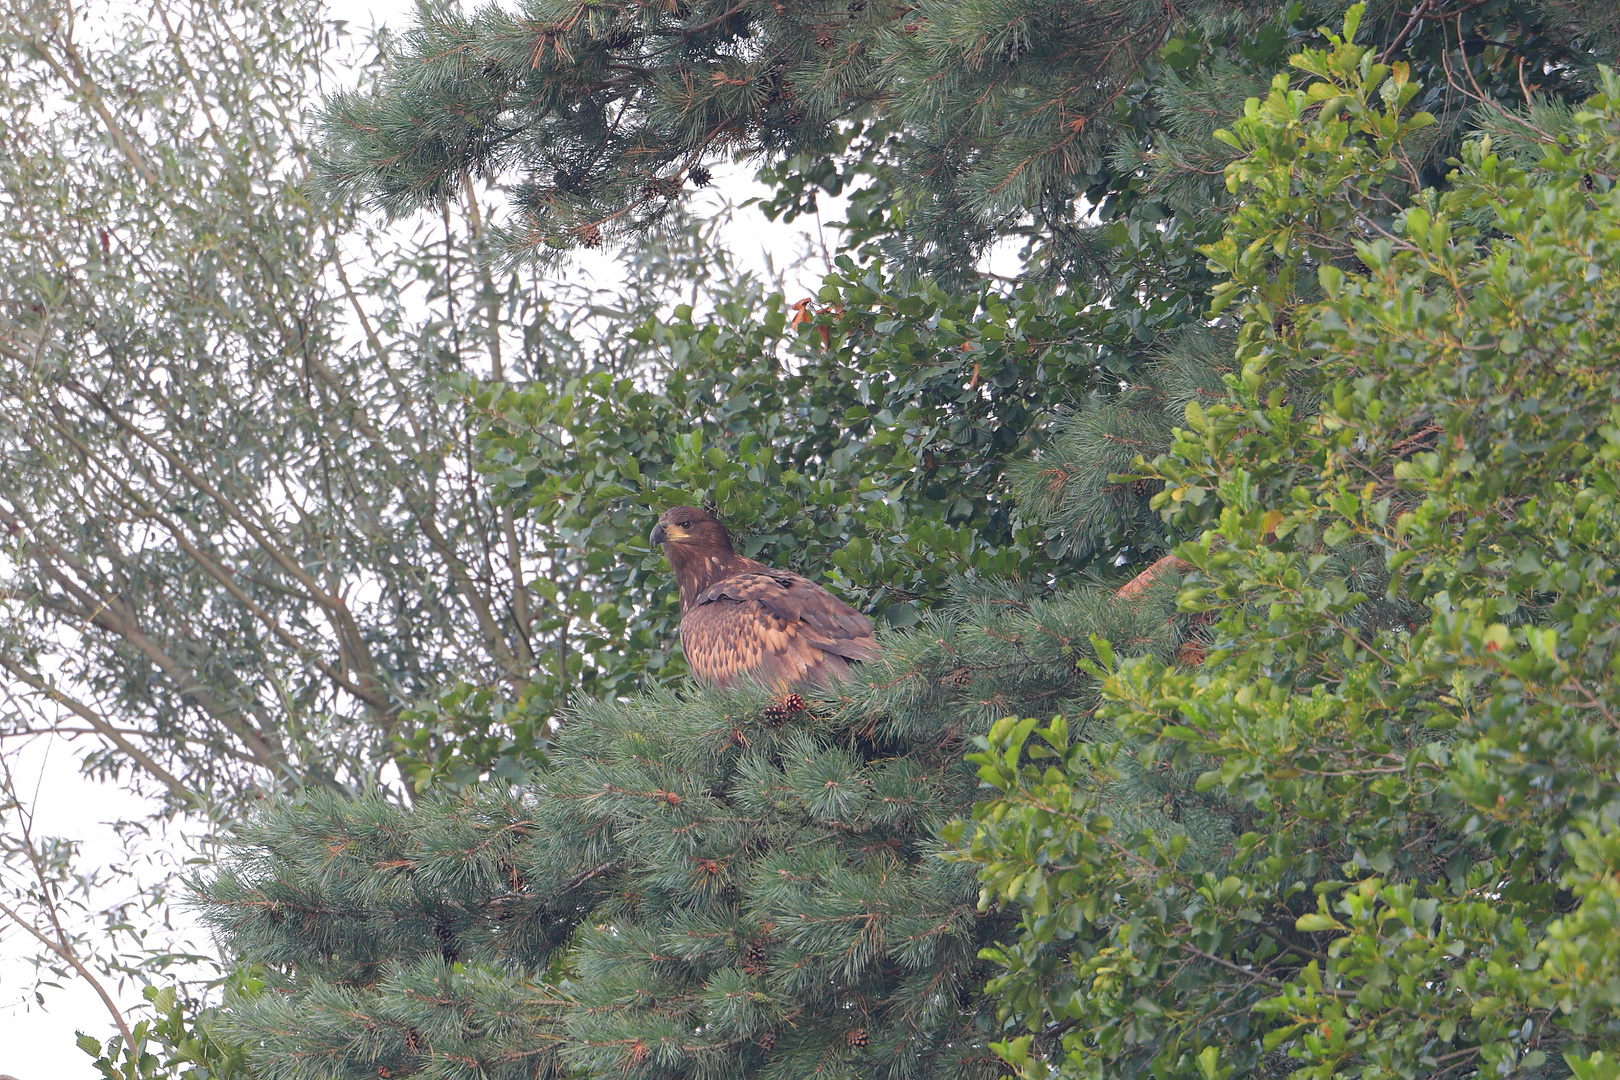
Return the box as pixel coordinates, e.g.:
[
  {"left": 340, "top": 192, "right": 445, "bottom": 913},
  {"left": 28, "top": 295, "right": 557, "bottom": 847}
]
[{"left": 650, "top": 506, "right": 733, "bottom": 553}]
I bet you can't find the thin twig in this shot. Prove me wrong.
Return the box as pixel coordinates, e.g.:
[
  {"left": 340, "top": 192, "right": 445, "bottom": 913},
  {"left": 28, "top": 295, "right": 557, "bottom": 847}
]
[{"left": 0, "top": 757, "right": 136, "bottom": 1047}]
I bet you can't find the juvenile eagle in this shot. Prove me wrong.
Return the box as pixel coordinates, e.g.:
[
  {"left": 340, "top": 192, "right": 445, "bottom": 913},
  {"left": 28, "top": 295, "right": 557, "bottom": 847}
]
[{"left": 650, "top": 506, "right": 880, "bottom": 690}]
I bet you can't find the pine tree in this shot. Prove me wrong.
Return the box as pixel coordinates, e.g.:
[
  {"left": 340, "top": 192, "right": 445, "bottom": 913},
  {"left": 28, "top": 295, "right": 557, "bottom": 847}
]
[
  {"left": 317, "top": 0, "right": 1618, "bottom": 278},
  {"left": 199, "top": 576, "right": 1182, "bottom": 1080}
]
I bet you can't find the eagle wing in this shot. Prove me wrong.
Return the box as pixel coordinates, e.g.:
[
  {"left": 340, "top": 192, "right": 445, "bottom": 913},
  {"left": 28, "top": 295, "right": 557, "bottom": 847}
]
[{"left": 680, "top": 570, "right": 880, "bottom": 690}]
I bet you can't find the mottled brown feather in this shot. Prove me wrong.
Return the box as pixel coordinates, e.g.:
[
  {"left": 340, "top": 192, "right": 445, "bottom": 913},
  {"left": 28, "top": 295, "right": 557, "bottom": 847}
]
[{"left": 653, "top": 507, "right": 879, "bottom": 691}]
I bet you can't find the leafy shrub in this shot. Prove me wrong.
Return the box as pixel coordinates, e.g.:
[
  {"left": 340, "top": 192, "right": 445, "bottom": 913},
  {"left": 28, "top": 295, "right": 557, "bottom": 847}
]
[{"left": 964, "top": 13, "right": 1620, "bottom": 1080}]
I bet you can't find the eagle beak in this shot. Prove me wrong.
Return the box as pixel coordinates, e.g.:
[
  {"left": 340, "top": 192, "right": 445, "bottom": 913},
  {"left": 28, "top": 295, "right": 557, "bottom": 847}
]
[{"left": 650, "top": 522, "right": 668, "bottom": 546}]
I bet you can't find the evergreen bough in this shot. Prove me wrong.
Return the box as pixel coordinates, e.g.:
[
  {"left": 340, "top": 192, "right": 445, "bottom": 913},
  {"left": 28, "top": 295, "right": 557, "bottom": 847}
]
[
  {"left": 317, "top": 0, "right": 1619, "bottom": 276},
  {"left": 199, "top": 570, "right": 1190, "bottom": 1080}
]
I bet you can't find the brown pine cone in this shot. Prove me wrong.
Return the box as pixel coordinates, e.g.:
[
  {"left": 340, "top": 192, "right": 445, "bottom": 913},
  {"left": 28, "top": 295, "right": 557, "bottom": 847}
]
[
  {"left": 641, "top": 175, "right": 683, "bottom": 199},
  {"left": 763, "top": 693, "right": 805, "bottom": 723}
]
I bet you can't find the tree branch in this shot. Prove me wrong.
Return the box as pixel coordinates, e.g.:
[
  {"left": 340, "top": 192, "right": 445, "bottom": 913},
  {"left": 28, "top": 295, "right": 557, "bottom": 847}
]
[{"left": 0, "top": 660, "right": 194, "bottom": 804}]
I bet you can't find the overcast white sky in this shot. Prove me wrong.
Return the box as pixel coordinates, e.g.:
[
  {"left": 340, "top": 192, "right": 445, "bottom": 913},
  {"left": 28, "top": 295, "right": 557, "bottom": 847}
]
[{"left": 0, "top": 1, "right": 841, "bottom": 1075}]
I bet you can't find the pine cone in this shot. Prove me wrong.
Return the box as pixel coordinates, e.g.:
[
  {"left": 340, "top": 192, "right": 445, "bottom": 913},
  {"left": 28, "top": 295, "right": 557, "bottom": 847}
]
[
  {"left": 641, "top": 175, "right": 683, "bottom": 199},
  {"left": 741, "top": 938, "right": 769, "bottom": 973},
  {"left": 577, "top": 223, "right": 603, "bottom": 248},
  {"left": 434, "top": 920, "right": 459, "bottom": 963},
  {"left": 846, "top": 1027, "right": 870, "bottom": 1048},
  {"left": 758, "top": 1030, "right": 777, "bottom": 1051},
  {"left": 814, "top": 28, "right": 836, "bottom": 47},
  {"left": 762, "top": 693, "right": 805, "bottom": 722},
  {"left": 944, "top": 667, "right": 972, "bottom": 690},
  {"left": 689, "top": 165, "right": 712, "bottom": 188}
]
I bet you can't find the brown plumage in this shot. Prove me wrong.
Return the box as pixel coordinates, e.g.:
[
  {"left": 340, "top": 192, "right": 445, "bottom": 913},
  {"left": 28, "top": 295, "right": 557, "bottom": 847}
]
[{"left": 650, "top": 506, "right": 880, "bottom": 691}]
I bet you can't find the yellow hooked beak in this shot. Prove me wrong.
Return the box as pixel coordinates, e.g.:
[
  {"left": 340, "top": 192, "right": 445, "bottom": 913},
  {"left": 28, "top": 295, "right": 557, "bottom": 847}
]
[{"left": 652, "top": 521, "right": 691, "bottom": 545}]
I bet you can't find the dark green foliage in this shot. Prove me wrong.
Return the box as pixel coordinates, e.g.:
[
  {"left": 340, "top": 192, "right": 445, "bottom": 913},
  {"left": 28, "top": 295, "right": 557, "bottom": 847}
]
[
  {"left": 453, "top": 260, "right": 1189, "bottom": 739},
  {"left": 317, "top": 0, "right": 876, "bottom": 259},
  {"left": 1009, "top": 331, "right": 1237, "bottom": 562},
  {"left": 199, "top": 557, "right": 1205, "bottom": 1080},
  {"left": 317, "top": 0, "right": 1620, "bottom": 284}
]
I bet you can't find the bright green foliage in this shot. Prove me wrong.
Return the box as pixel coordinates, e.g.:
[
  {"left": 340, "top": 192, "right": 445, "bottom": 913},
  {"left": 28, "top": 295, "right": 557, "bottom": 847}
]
[
  {"left": 77, "top": 984, "right": 256, "bottom": 1080},
  {"left": 965, "top": 18, "right": 1620, "bottom": 1080}
]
